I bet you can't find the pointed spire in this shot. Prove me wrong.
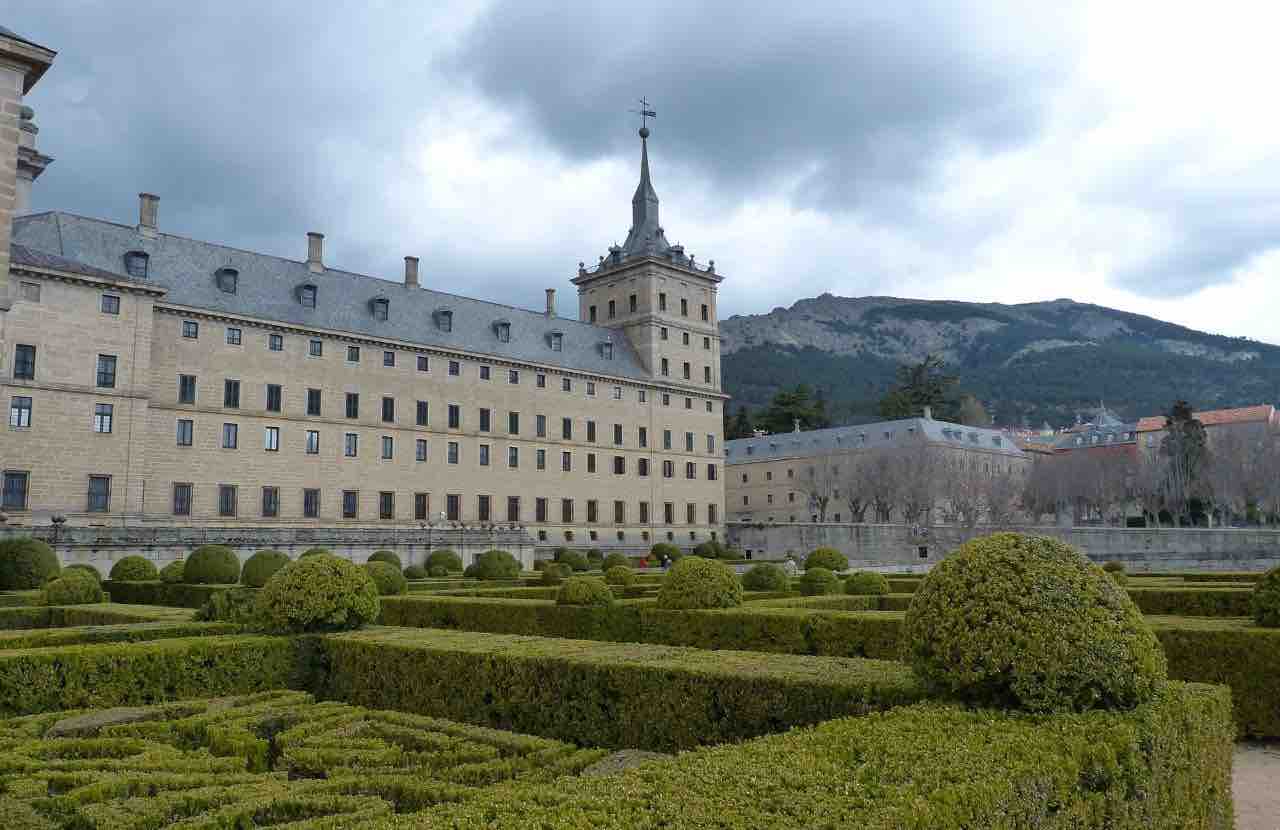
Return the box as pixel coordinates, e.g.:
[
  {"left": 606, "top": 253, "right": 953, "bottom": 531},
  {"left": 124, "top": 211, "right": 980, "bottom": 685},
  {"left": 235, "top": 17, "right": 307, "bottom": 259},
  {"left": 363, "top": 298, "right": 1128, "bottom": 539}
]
[{"left": 621, "top": 127, "right": 669, "bottom": 257}]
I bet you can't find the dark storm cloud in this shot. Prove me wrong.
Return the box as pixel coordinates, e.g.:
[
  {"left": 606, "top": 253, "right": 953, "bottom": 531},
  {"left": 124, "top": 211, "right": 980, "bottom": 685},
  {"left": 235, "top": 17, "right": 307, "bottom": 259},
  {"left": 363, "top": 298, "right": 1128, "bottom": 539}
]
[{"left": 444, "top": 0, "right": 1070, "bottom": 212}]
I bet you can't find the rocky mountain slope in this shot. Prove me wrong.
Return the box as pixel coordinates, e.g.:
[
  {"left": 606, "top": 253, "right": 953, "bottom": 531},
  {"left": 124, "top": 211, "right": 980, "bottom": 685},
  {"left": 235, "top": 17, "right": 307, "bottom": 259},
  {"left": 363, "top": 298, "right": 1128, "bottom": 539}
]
[{"left": 720, "top": 295, "right": 1280, "bottom": 426}]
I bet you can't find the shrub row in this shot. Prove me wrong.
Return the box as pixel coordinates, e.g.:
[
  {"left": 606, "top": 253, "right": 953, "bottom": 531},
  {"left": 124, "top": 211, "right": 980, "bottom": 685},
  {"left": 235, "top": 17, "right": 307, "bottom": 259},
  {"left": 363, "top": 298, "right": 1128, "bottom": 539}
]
[
  {"left": 310, "top": 628, "right": 923, "bottom": 751},
  {"left": 0, "top": 603, "right": 192, "bottom": 630},
  {"left": 0, "top": 620, "right": 237, "bottom": 651},
  {"left": 381, "top": 597, "right": 644, "bottom": 642},
  {"left": 102, "top": 580, "right": 241, "bottom": 608},
  {"left": 1125, "top": 587, "right": 1253, "bottom": 617}
]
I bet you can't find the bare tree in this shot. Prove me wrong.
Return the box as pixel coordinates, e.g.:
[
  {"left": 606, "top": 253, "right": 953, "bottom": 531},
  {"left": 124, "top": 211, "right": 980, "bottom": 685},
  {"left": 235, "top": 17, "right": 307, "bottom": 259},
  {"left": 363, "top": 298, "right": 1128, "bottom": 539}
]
[
  {"left": 896, "top": 443, "right": 939, "bottom": 525},
  {"left": 986, "top": 466, "right": 1024, "bottom": 527},
  {"left": 839, "top": 454, "right": 872, "bottom": 523},
  {"left": 799, "top": 454, "right": 840, "bottom": 522},
  {"left": 939, "top": 454, "right": 986, "bottom": 527},
  {"left": 865, "top": 450, "right": 899, "bottom": 523}
]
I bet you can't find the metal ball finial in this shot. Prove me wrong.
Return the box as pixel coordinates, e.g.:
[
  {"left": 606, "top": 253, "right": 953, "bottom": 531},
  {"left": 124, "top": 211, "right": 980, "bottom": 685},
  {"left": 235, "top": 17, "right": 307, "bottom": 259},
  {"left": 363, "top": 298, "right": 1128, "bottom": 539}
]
[{"left": 638, "top": 126, "right": 650, "bottom": 139}]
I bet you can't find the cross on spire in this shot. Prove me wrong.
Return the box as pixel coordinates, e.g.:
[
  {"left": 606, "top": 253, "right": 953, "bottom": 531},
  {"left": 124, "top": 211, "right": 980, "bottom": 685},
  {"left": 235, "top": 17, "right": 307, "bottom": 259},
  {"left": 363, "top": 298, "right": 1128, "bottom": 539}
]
[{"left": 630, "top": 97, "right": 656, "bottom": 134}]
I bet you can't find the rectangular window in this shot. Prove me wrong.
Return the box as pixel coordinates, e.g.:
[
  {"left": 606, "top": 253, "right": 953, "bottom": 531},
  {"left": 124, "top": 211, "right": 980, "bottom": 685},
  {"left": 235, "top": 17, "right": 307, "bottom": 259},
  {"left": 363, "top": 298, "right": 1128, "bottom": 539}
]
[
  {"left": 662, "top": 460, "right": 674, "bottom": 479},
  {"left": 183, "top": 320, "right": 199, "bottom": 339},
  {"left": 704, "top": 366, "right": 712, "bottom": 383},
  {"left": 612, "top": 386, "right": 622, "bottom": 400},
  {"left": 448, "top": 360, "right": 460, "bottom": 376},
  {"left": 562, "top": 499, "right": 574, "bottom": 523},
  {"left": 509, "top": 369, "right": 519, "bottom": 384},
  {"left": 347, "top": 345, "right": 361, "bottom": 363},
  {"left": 664, "top": 502, "right": 675, "bottom": 524},
  {"left": 417, "top": 354, "right": 429, "bottom": 372},
  {"left": 683, "top": 332, "right": 690, "bottom": 346},
  {"left": 416, "top": 438, "right": 427, "bottom": 461},
  {"left": 536, "top": 414, "right": 547, "bottom": 438},
  {"left": 707, "top": 434, "right": 716, "bottom": 453},
  {"left": 345, "top": 433, "right": 358, "bottom": 457},
  {"left": 307, "top": 388, "right": 322, "bottom": 416},
  {"left": 663, "top": 430, "right": 672, "bottom": 450},
  {"left": 477, "top": 494, "right": 491, "bottom": 521},
  {"left": 269, "top": 333, "right": 284, "bottom": 351},
  {"left": 480, "top": 365, "right": 491, "bottom": 380},
  {"left": 479, "top": 408, "right": 491, "bottom": 432},
  {"left": 0, "top": 470, "right": 28, "bottom": 511},
  {"left": 226, "top": 327, "right": 242, "bottom": 345},
  {"left": 303, "top": 488, "right": 320, "bottom": 518},
  {"left": 586, "top": 381, "right": 596, "bottom": 397},
  {"left": 660, "top": 327, "right": 668, "bottom": 341},
  {"left": 536, "top": 449, "right": 546, "bottom": 470},
  {"left": 685, "top": 432, "right": 695, "bottom": 452},
  {"left": 265, "top": 426, "right": 280, "bottom": 451},
  {"left": 709, "top": 504, "right": 718, "bottom": 524},
  {"left": 638, "top": 458, "right": 649, "bottom": 477},
  {"left": 96, "top": 355, "right": 117, "bottom": 388},
  {"left": 613, "top": 423, "right": 623, "bottom": 445},
  {"left": 629, "top": 293, "right": 637, "bottom": 312},
  {"left": 701, "top": 303, "right": 709, "bottom": 321},
  {"left": 638, "top": 427, "right": 648, "bottom": 448},
  {"left": 686, "top": 461, "right": 696, "bottom": 479},
  {"left": 686, "top": 503, "right": 696, "bottom": 524},
  {"left": 19, "top": 282, "right": 39, "bottom": 302},
  {"left": 589, "top": 305, "right": 597, "bottom": 323},
  {"left": 507, "top": 496, "right": 520, "bottom": 522},
  {"left": 178, "top": 374, "right": 196, "bottom": 404},
  {"left": 609, "top": 455, "right": 623, "bottom": 475},
  {"left": 343, "top": 490, "right": 359, "bottom": 519},
  {"left": 614, "top": 500, "right": 625, "bottom": 523},
  {"left": 639, "top": 390, "right": 648, "bottom": 403},
  {"left": 447, "top": 493, "right": 461, "bottom": 521},
  {"left": 561, "top": 451, "right": 572, "bottom": 472},
  {"left": 381, "top": 436, "right": 393, "bottom": 459},
  {"left": 535, "top": 497, "right": 548, "bottom": 522},
  {"left": 685, "top": 397, "right": 692, "bottom": 410},
  {"left": 383, "top": 350, "right": 395, "bottom": 367},
  {"left": 479, "top": 444, "right": 490, "bottom": 466},
  {"left": 660, "top": 358, "right": 669, "bottom": 376},
  {"left": 507, "top": 445, "right": 520, "bottom": 468},
  {"left": 415, "top": 492, "right": 428, "bottom": 521},
  {"left": 382, "top": 396, "right": 395, "bottom": 423},
  {"left": 683, "top": 362, "right": 691, "bottom": 380},
  {"left": 659, "top": 292, "right": 667, "bottom": 311},
  {"left": 222, "top": 423, "right": 238, "bottom": 449},
  {"left": 309, "top": 338, "right": 323, "bottom": 357},
  {"left": 508, "top": 411, "right": 519, "bottom": 434},
  {"left": 704, "top": 337, "right": 711, "bottom": 349},
  {"left": 587, "top": 500, "right": 598, "bottom": 523},
  {"left": 219, "top": 485, "right": 237, "bottom": 517},
  {"left": 681, "top": 298, "right": 688, "bottom": 316},
  {"left": 537, "top": 373, "right": 546, "bottom": 388},
  {"left": 562, "top": 418, "right": 572, "bottom": 440},
  {"left": 223, "top": 379, "right": 240, "bottom": 408},
  {"left": 101, "top": 294, "right": 120, "bottom": 314},
  {"left": 86, "top": 475, "right": 111, "bottom": 512},
  {"left": 448, "top": 404, "right": 460, "bottom": 429},
  {"left": 587, "top": 453, "right": 596, "bottom": 473},
  {"left": 172, "top": 482, "right": 192, "bottom": 516},
  {"left": 608, "top": 299, "right": 616, "bottom": 319},
  {"left": 562, "top": 377, "right": 572, "bottom": 392},
  {"left": 707, "top": 464, "right": 718, "bottom": 481},
  {"left": 346, "top": 393, "right": 359, "bottom": 419},
  {"left": 639, "top": 501, "right": 650, "bottom": 524},
  {"left": 266, "top": 384, "right": 282, "bottom": 412},
  {"left": 587, "top": 421, "right": 596, "bottom": 442},
  {"left": 262, "top": 486, "right": 279, "bottom": 518},
  {"left": 306, "top": 430, "right": 320, "bottom": 454},
  {"left": 448, "top": 441, "right": 459, "bottom": 465},
  {"left": 416, "top": 400, "right": 429, "bottom": 426},
  {"left": 176, "top": 419, "right": 193, "bottom": 446},
  {"left": 380, "top": 491, "right": 395, "bottom": 520},
  {"left": 9, "top": 396, "right": 32, "bottom": 428}
]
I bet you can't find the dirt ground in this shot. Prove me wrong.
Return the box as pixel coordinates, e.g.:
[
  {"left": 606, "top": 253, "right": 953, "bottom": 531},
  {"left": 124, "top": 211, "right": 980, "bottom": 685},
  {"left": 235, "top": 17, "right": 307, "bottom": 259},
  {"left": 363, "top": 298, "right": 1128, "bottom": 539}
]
[{"left": 1235, "top": 743, "right": 1280, "bottom": 830}]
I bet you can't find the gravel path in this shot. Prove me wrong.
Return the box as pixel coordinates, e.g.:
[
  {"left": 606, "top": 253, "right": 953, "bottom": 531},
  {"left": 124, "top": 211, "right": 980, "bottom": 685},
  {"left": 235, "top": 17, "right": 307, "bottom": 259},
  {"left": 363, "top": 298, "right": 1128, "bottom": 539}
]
[{"left": 1236, "top": 742, "right": 1280, "bottom": 830}]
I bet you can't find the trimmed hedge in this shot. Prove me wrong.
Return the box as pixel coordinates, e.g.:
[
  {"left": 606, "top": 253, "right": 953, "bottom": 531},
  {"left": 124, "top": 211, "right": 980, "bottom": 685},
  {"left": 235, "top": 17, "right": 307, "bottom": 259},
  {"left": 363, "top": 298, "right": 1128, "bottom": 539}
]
[
  {"left": 258, "top": 556, "right": 379, "bottom": 633},
  {"left": 159, "top": 559, "right": 185, "bottom": 583},
  {"left": 184, "top": 545, "right": 241, "bottom": 584},
  {"left": 300, "top": 547, "right": 332, "bottom": 558},
  {"left": 0, "top": 604, "right": 190, "bottom": 630},
  {"left": 380, "top": 596, "right": 644, "bottom": 643},
  {"left": 1126, "top": 587, "right": 1253, "bottom": 617},
  {"left": 556, "top": 576, "right": 614, "bottom": 607},
  {"left": 110, "top": 555, "right": 158, "bottom": 581},
  {"left": 363, "top": 561, "right": 408, "bottom": 596},
  {"left": 37, "top": 574, "right": 104, "bottom": 606},
  {"left": 367, "top": 549, "right": 401, "bottom": 569},
  {"left": 649, "top": 542, "right": 681, "bottom": 562},
  {"left": 798, "top": 567, "right": 840, "bottom": 596},
  {"left": 656, "top": 557, "right": 743, "bottom": 609},
  {"left": 62, "top": 563, "right": 101, "bottom": 583},
  {"left": 604, "top": 565, "right": 636, "bottom": 587},
  {"left": 464, "top": 549, "right": 521, "bottom": 580},
  {"left": 1252, "top": 565, "right": 1280, "bottom": 627},
  {"left": 554, "top": 548, "right": 589, "bottom": 572},
  {"left": 803, "top": 547, "right": 847, "bottom": 572},
  {"left": 0, "top": 537, "right": 59, "bottom": 589},
  {"left": 602, "top": 553, "right": 630, "bottom": 571},
  {"left": 426, "top": 549, "right": 463, "bottom": 573},
  {"left": 103, "top": 581, "right": 238, "bottom": 609},
  {"left": 242, "top": 549, "right": 292, "bottom": 588},
  {"left": 312, "top": 628, "right": 923, "bottom": 751},
  {"left": 0, "top": 620, "right": 237, "bottom": 651},
  {"left": 403, "top": 564, "right": 428, "bottom": 580},
  {"left": 845, "top": 570, "right": 890, "bottom": 596},
  {"left": 742, "top": 563, "right": 788, "bottom": 592},
  {"left": 540, "top": 563, "right": 571, "bottom": 586}
]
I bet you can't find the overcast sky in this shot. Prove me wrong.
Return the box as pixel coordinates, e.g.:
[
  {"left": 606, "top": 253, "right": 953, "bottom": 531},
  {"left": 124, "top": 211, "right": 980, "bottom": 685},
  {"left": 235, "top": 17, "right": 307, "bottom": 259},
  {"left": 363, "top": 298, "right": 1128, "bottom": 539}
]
[{"left": 14, "top": 1, "right": 1280, "bottom": 340}]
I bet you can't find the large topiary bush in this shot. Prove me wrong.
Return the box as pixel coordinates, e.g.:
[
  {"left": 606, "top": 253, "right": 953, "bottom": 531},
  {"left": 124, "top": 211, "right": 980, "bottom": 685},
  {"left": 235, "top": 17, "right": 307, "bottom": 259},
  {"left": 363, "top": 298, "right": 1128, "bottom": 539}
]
[
  {"left": 300, "top": 548, "right": 333, "bottom": 559},
  {"left": 363, "top": 561, "right": 408, "bottom": 596},
  {"left": 367, "top": 550, "right": 401, "bottom": 569},
  {"left": 196, "top": 588, "right": 261, "bottom": 625},
  {"left": 403, "top": 564, "right": 427, "bottom": 580},
  {"left": 38, "top": 571, "right": 104, "bottom": 606},
  {"left": 554, "top": 548, "right": 589, "bottom": 572},
  {"left": 845, "top": 570, "right": 890, "bottom": 596},
  {"left": 602, "top": 552, "right": 630, "bottom": 571},
  {"left": 1102, "top": 560, "right": 1126, "bottom": 574},
  {"left": 160, "top": 560, "right": 186, "bottom": 584},
  {"left": 466, "top": 549, "right": 521, "bottom": 580},
  {"left": 110, "top": 555, "right": 157, "bottom": 582},
  {"left": 903, "top": 532, "right": 1167, "bottom": 713},
  {"left": 427, "top": 565, "right": 449, "bottom": 578},
  {"left": 657, "top": 557, "right": 743, "bottom": 610},
  {"left": 604, "top": 565, "right": 636, "bottom": 587},
  {"left": 650, "top": 542, "right": 682, "bottom": 563},
  {"left": 256, "top": 556, "right": 379, "bottom": 633},
  {"left": 799, "top": 567, "right": 840, "bottom": 596},
  {"left": 1252, "top": 565, "right": 1280, "bottom": 627},
  {"left": 241, "top": 550, "right": 291, "bottom": 588},
  {"left": 804, "top": 547, "right": 847, "bottom": 572},
  {"left": 63, "top": 563, "right": 101, "bottom": 583},
  {"left": 541, "top": 563, "right": 571, "bottom": 586},
  {"left": 585, "top": 548, "right": 604, "bottom": 566},
  {"left": 0, "top": 537, "right": 60, "bottom": 589},
  {"left": 184, "top": 545, "right": 241, "bottom": 584},
  {"left": 556, "top": 576, "right": 614, "bottom": 607},
  {"left": 742, "top": 563, "right": 789, "bottom": 592},
  {"left": 426, "top": 549, "right": 463, "bottom": 573}
]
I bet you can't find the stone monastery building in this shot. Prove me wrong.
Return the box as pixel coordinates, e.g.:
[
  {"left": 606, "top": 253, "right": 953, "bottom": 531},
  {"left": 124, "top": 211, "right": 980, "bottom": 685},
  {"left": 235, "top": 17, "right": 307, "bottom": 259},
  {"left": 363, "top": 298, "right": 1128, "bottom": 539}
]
[{"left": 0, "top": 26, "right": 726, "bottom": 549}]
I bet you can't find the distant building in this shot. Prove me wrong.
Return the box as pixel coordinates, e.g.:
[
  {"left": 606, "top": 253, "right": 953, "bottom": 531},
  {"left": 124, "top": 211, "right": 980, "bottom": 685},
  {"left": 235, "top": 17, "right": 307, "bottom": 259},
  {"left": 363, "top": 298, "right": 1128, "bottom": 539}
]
[{"left": 1136, "top": 405, "right": 1280, "bottom": 456}]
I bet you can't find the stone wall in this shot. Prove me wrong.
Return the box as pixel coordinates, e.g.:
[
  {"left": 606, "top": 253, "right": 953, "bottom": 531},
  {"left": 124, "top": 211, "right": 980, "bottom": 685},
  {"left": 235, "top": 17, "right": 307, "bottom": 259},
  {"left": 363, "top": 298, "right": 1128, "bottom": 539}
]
[
  {"left": 728, "top": 521, "right": 1280, "bottom": 573},
  {"left": 0, "top": 524, "right": 538, "bottom": 573}
]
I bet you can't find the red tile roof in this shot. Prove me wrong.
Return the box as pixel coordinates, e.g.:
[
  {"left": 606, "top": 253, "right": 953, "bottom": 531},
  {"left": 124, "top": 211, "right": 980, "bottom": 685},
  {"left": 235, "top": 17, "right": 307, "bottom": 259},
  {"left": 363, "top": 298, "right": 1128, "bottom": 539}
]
[{"left": 1135, "top": 405, "right": 1276, "bottom": 433}]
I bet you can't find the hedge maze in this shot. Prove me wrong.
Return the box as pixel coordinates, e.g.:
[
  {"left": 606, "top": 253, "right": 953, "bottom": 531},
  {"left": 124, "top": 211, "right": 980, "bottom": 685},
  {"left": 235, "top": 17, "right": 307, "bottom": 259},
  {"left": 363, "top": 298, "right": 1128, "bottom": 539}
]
[{"left": 0, "top": 536, "right": 1266, "bottom": 827}]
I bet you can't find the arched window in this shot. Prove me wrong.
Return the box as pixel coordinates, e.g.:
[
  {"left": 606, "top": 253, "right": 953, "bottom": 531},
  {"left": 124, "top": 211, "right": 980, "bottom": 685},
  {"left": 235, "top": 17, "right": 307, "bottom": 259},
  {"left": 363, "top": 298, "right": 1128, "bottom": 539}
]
[
  {"left": 123, "top": 250, "right": 149, "bottom": 279},
  {"left": 215, "top": 267, "right": 238, "bottom": 294}
]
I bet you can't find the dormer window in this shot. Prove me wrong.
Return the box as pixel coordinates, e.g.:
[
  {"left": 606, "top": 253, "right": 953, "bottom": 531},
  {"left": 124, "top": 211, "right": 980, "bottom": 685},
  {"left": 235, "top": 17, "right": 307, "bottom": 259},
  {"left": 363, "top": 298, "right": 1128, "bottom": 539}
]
[
  {"left": 370, "top": 298, "right": 389, "bottom": 321},
  {"left": 549, "top": 331, "right": 563, "bottom": 352},
  {"left": 435, "top": 308, "right": 453, "bottom": 332},
  {"left": 124, "top": 251, "right": 149, "bottom": 279},
  {"left": 495, "top": 320, "right": 511, "bottom": 343},
  {"left": 298, "top": 284, "right": 317, "bottom": 308},
  {"left": 601, "top": 341, "right": 613, "bottom": 360},
  {"left": 216, "top": 267, "right": 238, "bottom": 294}
]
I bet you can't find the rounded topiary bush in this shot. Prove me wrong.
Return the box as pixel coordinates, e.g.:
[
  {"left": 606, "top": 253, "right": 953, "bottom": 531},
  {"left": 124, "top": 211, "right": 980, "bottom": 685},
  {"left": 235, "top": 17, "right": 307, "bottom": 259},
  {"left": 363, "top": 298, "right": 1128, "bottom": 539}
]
[
  {"left": 742, "top": 563, "right": 788, "bottom": 592},
  {"left": 38, "top": 572, "right": 104, "bottom": 606},
  {"left": 541, "top": 563, "right": 571, "bottom": 586},
  {"left": 1251, "top": 565, "right": 1280, "bottom": 628},
  {"left": 468, "top": 549, "right": 521, "bottom": 580},
  {"left": 427, "top": 565, "right": 449, "bottom": 578},
  {"left": 657, "top": 557, "right": 743, "bottom": 610},
  {"left": 184, "top": 545, "right": 241, "bottom": 585},
  {"left": 650, "top": 542, "right": 682, "bottom": 563},
  {"left": 110, "top": 555, "right": 157, "bottom": 582},
  {"left": 586, "top": 548, "right": 604, "bottom": 565},
  {"left": 1102, "top": 560, "right": 1126, "bottom": 574},
  {"left": 554, "top": 548, "right": 589, "bottom": 572},
  {"left": 799, "top": 566, "right": 840, "bottom": 596},
  {"left": 256, "top": 555, "right": 379, "bottom": 633},
  {"left": 241, "top": 550, "right": 291, "bottom": 588},
  {"left": 556, "top": 576, "right": 614, "bottom": 607},
  {"left": 403, "top": 564, "right": 427, "bottom": 580},
  {"left": 903, "top": 532, "right": 1167, "bottom": 713},
  {"left": 844, "top": 570, "right": 890, "bottom": 596},
  {"left": 363, "top": 561, "right": 408, "bottom": 596},
  {"left": 602, "top": 552, "right": 630, "bottom": 571},
  {"left": 0, "top": 537, "right": 60, "bottom": 589},
  {"left": 62, "top": 563, "right": 101, "bottom": 583},
  {"left": 604, "top": 565, "right": 636, "bottom": 587},
  {"left": 368, "top": 550, "right": 401, "bottom": 569},
  {"left": 804, "top": 547, "right": 847, "bottom": 572},
  {"left": 160, "top": 560, "right": 186, "bottom": 584},
  {"left": 300, "top": 548, "right": 333, "bottom": 559},
  {"left": 426, "top": 549, "right": 463, "bottom": 573}
]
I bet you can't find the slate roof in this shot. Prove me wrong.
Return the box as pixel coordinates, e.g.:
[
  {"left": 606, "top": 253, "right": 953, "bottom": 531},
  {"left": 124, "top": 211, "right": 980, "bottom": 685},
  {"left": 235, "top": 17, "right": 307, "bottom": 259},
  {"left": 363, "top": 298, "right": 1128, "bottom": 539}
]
[
  {"left": 10, "top": 242, "right": 158, "bottom": 287},
  {"left": 725, "top": 418, "right": 1025, "bottom": 464},
  {"left": 12, "top": 211, "right": 654, "bottom": 381},
  {"left": 1135, "top": 405, "right": 1277, "bottom": 433}
]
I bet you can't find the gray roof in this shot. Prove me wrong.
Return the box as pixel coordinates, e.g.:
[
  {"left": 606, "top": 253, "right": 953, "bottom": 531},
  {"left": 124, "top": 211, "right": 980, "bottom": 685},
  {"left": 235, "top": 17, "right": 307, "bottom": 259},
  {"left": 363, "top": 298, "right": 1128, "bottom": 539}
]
[
  {"left": 12, "top": 212, "right": 653, "bottom": 381},
  {"left": 10, "top": 242, "right": 154, "bottom": 286},
  {"left": 725, "top": 417, "right": 1026, "bottom": 464}
]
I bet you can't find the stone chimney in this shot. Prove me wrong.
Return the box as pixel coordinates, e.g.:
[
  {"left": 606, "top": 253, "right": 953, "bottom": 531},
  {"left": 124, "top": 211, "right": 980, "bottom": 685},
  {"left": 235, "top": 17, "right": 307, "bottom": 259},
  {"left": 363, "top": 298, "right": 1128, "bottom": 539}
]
[
  {"left": 545, "top": 288, "right": 556, "bottom": 317},
  {"left": 404, "top": 256, "right": 419, "bottom": 289},
  {"left": 14, "top": 106, "right": 52, "bottom": 214},
  {"left": 307, "top": 232, "right": 324, "bottom": 273},
  {"left": 137, "top": 193, "right": 159, "bottom": 237}
]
